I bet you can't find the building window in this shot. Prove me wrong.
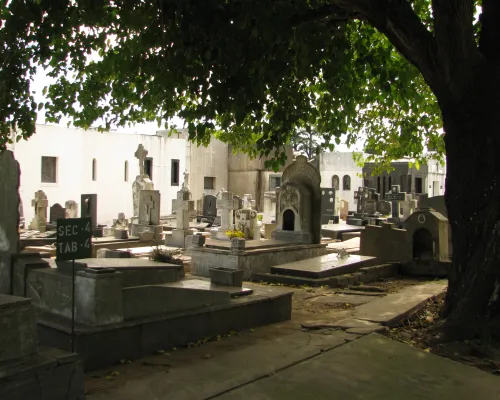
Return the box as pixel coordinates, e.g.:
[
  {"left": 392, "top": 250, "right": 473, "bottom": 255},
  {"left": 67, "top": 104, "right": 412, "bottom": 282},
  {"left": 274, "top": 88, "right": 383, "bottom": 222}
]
[
  {"left": 343, "top": 175, "right": 351, "bottom": 191},
  {"left": 92, "top": 158, "right": 97, "bottom": 181},
  {"left": 124, "top": 161, "right": 129, "bottom": 182},
  {"left": 204, "top": 176, "right": 215, "bottom": 190},
  {"left": 269, "top": 174, "right": 282, "bottom": 190},
  {"left": 145, "top": 157, "right": 153, "bottom": 180},
  {"left": 41, "top": 156, "right": 57, "bottom": 183},
  {"left": 332, "top": 175, "right": 340, "bottom": 190},
  {"left": 415, "top": 177, "right": 423, "bottom": 194},
  {"left": 171, "top": 159, "right": 180, "bottom": 186}
]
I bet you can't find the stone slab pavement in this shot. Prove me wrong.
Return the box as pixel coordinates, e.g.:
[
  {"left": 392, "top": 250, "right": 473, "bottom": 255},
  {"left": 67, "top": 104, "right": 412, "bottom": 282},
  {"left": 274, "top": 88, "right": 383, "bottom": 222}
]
[
  {"left": 217, "top": 333, "right": 500, "bottom": 400},
  {"left": 353, "top": 280, "right": 447, "bottom": 326},
  {"left": 87, "top": 330, "right": 358, "bottom": 400}
]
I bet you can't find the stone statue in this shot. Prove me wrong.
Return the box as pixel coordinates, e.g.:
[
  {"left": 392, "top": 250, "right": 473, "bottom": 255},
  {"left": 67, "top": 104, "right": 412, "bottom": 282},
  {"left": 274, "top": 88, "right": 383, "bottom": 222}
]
[{"left": 182, "top": 170, "right": 190, "bottom": 191}]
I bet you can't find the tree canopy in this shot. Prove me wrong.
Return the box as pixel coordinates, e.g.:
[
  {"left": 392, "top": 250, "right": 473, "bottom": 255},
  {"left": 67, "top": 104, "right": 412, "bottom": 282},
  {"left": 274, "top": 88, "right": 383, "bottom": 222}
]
[{"left": 1, "top": 0, "right": 446, "bottom": 170}]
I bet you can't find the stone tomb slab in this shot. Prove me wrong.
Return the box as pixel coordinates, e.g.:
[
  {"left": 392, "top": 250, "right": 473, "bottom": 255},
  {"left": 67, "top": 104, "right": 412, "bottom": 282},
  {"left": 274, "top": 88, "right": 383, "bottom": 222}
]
[
  {"left": 270, "top": 254, "right": 377, "bottom": 279},
  {"left": 164, "top": 278, "right": 253, "bottom": 297}
]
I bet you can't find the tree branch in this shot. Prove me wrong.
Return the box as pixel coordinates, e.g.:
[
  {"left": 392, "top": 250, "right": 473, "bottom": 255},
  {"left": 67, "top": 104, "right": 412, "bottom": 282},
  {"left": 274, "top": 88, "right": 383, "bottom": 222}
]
[{"left": 479, "top": 0, "right": 500, "bottom": 65}]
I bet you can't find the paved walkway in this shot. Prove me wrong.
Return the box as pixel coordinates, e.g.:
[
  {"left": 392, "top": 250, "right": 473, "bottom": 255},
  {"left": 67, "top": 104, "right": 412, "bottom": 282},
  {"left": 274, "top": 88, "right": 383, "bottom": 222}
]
[{"left": 86, "top": 280, "right": 500, "bottom": 400}]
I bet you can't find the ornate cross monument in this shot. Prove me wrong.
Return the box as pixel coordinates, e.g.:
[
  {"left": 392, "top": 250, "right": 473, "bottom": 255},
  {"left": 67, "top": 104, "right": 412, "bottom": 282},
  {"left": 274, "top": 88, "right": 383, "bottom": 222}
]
[
  {"left": 132, "top": 144, "right": 154, "bottom": 218},
  {"left": 134, "top": 144, "right": 148, "bottom": 176},
  {"left": 167, "top": 174, "right": 196, "bottom": 247},
  {"left": 385, "top": 185, "right": 407, "bottom": 221},
  {"left": 29, "top": 190, "right": 48, "bottom": 232}
]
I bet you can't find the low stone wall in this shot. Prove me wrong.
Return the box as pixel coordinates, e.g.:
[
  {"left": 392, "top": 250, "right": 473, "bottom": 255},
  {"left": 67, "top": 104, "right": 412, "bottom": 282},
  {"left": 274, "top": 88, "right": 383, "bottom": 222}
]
[{"left": 190, "top": 243, "right": 327, "bottom": 279}]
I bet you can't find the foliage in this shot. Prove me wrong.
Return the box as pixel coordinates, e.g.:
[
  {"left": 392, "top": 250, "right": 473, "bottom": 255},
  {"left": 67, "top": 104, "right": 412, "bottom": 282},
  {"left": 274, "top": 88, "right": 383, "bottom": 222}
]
[
  {"left": 0, "top": 0, "right": 446, "bottom": 170},
  {"left": 149, "top": 246, "right": 182, "bottom": 263},
  {"left": 225, "top": 230, "right": 244, "bottom": 240},
  {"left": 290, "top": 127, "right": 323, "bottom": 160}
]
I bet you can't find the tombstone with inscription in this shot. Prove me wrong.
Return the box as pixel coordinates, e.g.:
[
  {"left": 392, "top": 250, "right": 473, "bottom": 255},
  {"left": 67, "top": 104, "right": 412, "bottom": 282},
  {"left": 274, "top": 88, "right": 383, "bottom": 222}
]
[
  {"left": 272, "top": 155, "right": 322, "bottom": 244},
  {"left": 132, "top": 144, "right": 154, "bottom": 218},
  {"left": 202, "top": 194, "right": 217, "bottom": 219},
  {"left": 167, "top": 171, "right": 196, "bottom": 247},
  {"left": 49, "top": 203, "right": 66, "bottom": 224},
  {"left": 131, "top": 190, "right": 162, "bottom": 240},
  {"left": 81, "top": 194, "right": 97, "bottom": 228},
  {"left": 320, "top": 188, "right": 338, "bottom": 224},
  {"left": 385, "top": 185, "right": 407, "bottom": 222},
  {"left": 65, "top": 200, "right": 78, "bottom": 218},
  {"left": 29, "top": 190, "right": 48, "bottom": 232}
]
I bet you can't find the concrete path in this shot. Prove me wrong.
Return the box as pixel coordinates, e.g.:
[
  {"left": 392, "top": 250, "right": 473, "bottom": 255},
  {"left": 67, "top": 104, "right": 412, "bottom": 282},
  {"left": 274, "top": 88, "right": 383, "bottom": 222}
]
[
  {"left": 87, "top": 330, "right": 358, "bottom": 400},
  {"left": 86, "top": 280, "right": 490, "bottom": 400},
  {"left": 217, "top": 333, "right": 500, "bottom": 400}
]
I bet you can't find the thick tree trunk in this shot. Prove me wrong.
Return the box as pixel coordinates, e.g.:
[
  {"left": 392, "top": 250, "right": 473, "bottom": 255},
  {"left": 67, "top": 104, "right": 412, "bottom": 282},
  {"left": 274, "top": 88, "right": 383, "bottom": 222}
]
[{"left": 441, "top": 65, "right": 500, "bottom": 339}]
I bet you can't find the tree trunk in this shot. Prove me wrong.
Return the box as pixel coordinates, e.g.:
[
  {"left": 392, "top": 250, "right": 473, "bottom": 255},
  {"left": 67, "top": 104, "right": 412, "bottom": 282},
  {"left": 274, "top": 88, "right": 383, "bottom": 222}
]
[{"left": 441, "top": 65, "right": 500, "bottom": 339}]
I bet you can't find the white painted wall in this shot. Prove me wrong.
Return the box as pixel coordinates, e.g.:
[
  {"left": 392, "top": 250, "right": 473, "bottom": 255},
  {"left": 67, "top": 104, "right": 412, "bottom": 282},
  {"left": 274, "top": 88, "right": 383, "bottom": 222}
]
[
  {"left": 188, "top": 138, "right": 229, "bottom": 202},
  {"left": 10, "top": 124, "right": 190, "bottom": 226},
  {"left": 425, "top": 159, "right": 447, "bottom": 197},
  {"left": 319, "top": 152, "right": 363, "bottom": 211}
]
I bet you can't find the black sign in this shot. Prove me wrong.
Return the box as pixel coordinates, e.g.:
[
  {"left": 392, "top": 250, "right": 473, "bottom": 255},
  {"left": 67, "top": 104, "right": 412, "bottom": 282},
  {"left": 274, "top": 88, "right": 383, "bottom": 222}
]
[
  {"left": 385, "top": 193, "right": 406, "bottom": 201},
  {"left": 56, "top": 218, "right": 92, "bottom": 261}
]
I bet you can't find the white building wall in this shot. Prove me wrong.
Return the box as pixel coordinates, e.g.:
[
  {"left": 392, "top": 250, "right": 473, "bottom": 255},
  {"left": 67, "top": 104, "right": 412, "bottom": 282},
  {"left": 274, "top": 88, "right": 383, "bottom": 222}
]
[
  {"left": 319, "top": 152, "right": 363, "bottom": 212},
  {"left": 10, "top": 124, "right": 188, "bottom": 226},
  {"left": 189, "top": 138, "right": 229, "bottom": 202}
]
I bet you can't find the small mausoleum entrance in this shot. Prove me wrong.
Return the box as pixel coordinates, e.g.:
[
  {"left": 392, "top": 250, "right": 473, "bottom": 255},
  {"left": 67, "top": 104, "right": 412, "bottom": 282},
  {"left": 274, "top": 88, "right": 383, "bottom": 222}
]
[
  {"left": 283, "top": 209, "right": 295, "bottom": 231},
  {"left": 413, "top": 228, "right": 433, "bottom": 260}
]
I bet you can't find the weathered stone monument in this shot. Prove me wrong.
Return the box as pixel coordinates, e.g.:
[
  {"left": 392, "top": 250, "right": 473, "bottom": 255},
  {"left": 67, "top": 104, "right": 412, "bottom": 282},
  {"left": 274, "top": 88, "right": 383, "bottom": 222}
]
[
  {"left": 132, "top": 144, "right": 154, "bottom": 218},
  {"left": 385, "top": 185, "right": 407, "bottom": 222},
  {"left": 29, "top": 190, "right": 48, "bottom": 232},
  {"left": 131, "top": 189, "right": 162, "bottom": 240},
  {"left": 0, "top": 150, "right": 20, "bottom": 294},
  {"left": 112, "top": 212, "right": 129, "bottom": 239},
  {"left": 202, "top": 194, "right": 217, "bottom": 219},
  {"left": 167, "top": 171, "right": 196, "bottom": 247},
  {"left": 49, "top": 203, "right": 66, "bottom": 223},
  {"left": 210, "top": 189, "right": 240, "bottom": 240},
  {"left": 65, "top": 200, "right": 78, "bottom": 218},
  {"left": 263, "top": 191, "right": 277, "bottom": 224},
  {"left": 235, "top": 206, "right": 260, "bottom": 240},
  {"left": 272, "top": 155, "right": 322, "bottom": 244}
]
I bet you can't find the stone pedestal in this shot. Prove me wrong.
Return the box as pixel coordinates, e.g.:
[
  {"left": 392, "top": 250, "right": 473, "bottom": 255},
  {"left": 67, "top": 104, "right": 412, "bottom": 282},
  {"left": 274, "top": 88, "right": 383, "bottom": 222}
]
[
  {"left": 167, "top": 228, "right": 195, "bottom": 247},
  {"left": 132, "top": 224, "right": 163, "bottom": 240},
  {"left": 133, "top": 175, "right": 154, "bottom": 217},
  {"left": 0, "top": 295, "right": 85, "bottom": 400},
  {"left": 75, "top": 269, "right": 124, "bottom": 326},
  {"left": 0, "top": 295, "right": 38, "bottom": 363}
]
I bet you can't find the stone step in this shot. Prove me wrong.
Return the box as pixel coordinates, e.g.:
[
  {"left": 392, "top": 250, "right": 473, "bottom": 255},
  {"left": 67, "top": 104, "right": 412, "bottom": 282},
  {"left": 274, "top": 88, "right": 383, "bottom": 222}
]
[
  {"left": 270, "top": 254, "right": 377, "bottom": 279},
  {"left": 253, "top": 264, "right": 398, "bottom": 288}
]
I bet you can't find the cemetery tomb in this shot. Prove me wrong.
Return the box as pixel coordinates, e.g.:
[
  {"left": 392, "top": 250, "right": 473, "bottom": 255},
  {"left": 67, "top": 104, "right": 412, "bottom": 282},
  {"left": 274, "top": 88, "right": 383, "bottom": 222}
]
[
  {"left": 0, "top": 294, "right": 85, "bottom": 399},
  {"left": 273, "top": 155, "right": 322, "bottom": 244},
  {"left": 13, "top": 255, "right": 292, "bottom": 370}
]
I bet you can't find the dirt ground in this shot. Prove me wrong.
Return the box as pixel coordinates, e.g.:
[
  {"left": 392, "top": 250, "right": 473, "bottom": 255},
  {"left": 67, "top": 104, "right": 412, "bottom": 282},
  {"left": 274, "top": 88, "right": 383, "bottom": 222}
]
[
  {"left": 385, "top": 296, "right": 500, "bottom": 376},
  {"left": 84, "top": 275, "right": 429, "bottom": 396}
]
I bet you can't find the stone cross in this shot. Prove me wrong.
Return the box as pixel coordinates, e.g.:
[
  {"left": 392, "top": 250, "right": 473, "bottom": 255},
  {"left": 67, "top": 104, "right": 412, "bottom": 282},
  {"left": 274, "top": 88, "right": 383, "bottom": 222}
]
[
  {"left": 385, "top": 185, "right": 407, "bottom": 220},
  {"left": 354, "top": 187, "right": 369, "bottom": 214},
  {"left": 134, "top": 144, "right": 148, "bottom": 176},
  {"left": 173, "top": 190, "right": 195, "bottom": 230},
  {"left": 30, "top": 190, "right": 48, "bottom": 232},
  {"left": 216, "top": 190, "right": 239, "bottom": 230}
]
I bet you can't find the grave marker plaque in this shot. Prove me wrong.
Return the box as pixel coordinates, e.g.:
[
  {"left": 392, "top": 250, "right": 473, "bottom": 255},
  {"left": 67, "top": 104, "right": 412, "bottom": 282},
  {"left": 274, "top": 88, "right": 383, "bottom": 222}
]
[
  {"left": 321, "top": 188, "right": 337, "bottom": 224},
  {"left": 56, "top": 218, "right": 92, "bottom": 261}
]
